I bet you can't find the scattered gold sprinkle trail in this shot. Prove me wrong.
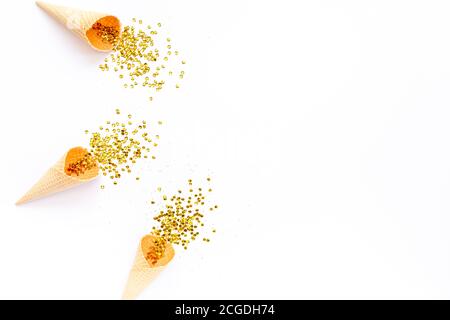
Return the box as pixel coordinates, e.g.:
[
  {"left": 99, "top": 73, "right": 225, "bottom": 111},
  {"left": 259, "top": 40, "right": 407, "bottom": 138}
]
[
  {"left": 65, "top": 152, "right": 97, "bottom": 177},
  {"left": 99, "top": 19, "right": 186, "bottom": 101},
  {"left": 93, "top": 22, "right": 121, "bottom": 45},
  {"left": 146, "top": 178, "right": 218, "bottom": 264},
  {"left": 84, "top": 110, "right": 162, "bottom": 187}
]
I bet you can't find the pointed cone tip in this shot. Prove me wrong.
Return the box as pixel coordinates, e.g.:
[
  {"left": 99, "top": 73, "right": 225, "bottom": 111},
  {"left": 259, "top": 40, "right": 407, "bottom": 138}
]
[
  {"left": 15, "top": 192, "right": 33, "bottom": 205},
  {"left": 35, "top": 1, "right": 47, "bottom": 9}
]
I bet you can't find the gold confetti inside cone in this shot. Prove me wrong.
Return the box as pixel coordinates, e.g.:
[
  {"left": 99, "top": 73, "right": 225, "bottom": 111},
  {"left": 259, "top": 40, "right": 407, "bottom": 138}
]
[
  {"left": 16, "top": 147, "right": 99, "bottom": 205},
  {"left": 36, "top": 1, "right": 121, "bottom": 51},
  {"left": 122, "top": 234, "right": 175, "bottom": 300}
]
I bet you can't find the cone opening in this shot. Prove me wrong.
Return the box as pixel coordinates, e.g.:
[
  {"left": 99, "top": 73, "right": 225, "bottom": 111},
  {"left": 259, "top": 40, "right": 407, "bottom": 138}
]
[
  {"left": 141, "top": 235, "right": 175, "bottom": 268},
  {"left": 86, "top": 16, "right": 121, "bottom": 51},
  {"left": 64, "top": 147, "right": 99, "bottom": 180}
]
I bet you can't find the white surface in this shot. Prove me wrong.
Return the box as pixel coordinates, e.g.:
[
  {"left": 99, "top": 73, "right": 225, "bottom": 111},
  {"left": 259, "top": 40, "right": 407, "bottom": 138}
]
[{"left": 1, "top": 0, "right": 450, "bottom": 299}]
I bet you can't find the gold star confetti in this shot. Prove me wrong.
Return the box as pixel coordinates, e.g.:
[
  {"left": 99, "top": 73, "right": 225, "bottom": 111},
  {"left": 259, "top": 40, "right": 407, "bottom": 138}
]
[
  {"left": 83, "top": 110, "right": 161, "bottom": 187},
  {"left": 99, "top": 18, "right": 186, "bottom": 101},
  {"left": 65, "top": 153, "right": 96, "bottom": 177},
  {"left": 147, "top": 178, "right": 218, "bottom": 262},
  {"left": 92, "top": 22, "right": 120, "bottom": 47}
]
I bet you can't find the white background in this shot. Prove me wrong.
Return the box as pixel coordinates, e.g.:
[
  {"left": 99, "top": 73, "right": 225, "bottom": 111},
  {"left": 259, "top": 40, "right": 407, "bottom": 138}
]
[{"left": 1, "top": 0, "right": 450, "bottom": 299}]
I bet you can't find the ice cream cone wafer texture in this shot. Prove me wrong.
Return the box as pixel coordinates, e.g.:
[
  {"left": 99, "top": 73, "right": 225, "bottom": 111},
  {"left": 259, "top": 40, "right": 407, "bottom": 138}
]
[
  {"left": 122, "top": 234, "right": 175, "bottom": 300},
  {"left": 16, "top": 147, "right": 99, "bottom": 205},
  {"left": 36, "top": 1, "right": 121, "bottom": 51}
]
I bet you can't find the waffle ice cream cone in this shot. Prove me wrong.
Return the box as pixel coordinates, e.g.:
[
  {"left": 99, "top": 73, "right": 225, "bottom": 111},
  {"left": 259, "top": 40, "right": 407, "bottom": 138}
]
[
  {"left": 122, "top": 234, "right": 175, "bottom": 300},
  {"left": 16, "top": 146, "right": 99, "bottom": 205},
  {"left": 36, "top": 1, "right": 121, "bottom": 51}
]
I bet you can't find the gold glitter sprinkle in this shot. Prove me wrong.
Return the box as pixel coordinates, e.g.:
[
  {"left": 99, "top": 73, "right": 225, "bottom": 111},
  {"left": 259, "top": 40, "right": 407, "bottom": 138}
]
[
  {"left": 93, "top": 22, "right": 120, "bottom": 46},
  {"left": 65, "top": 153, "right": 97, "bottom": 177},
  {"left": 99, "top": 18, "right": 185, "bottom": 101},
  {"left": 148, "top": 178, "right": 218, "bottom": 254},
  {"left": 85, "top": 111, "right": 160, "bottom": 186}
]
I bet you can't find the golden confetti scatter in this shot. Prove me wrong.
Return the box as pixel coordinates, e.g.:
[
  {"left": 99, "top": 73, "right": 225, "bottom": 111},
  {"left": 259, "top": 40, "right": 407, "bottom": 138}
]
[
  {"left": 65, "top": 153, "right": 97, "bottom": 177},
  {"left": 147, "top": 178, "right": 218, "bottom": 263},
  {"left": 94, "top": 22, "right": 121, "bottom": 46},
  {"left": 99, "top": 19, "right": 186, "bottom": 101},
  {"left": 84, "top": 110, "right": 161, "bottom": 187}
]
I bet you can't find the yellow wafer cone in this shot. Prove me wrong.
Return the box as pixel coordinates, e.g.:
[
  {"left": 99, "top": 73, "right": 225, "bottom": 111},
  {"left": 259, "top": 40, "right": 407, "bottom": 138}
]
[
  {"left": 36, "top": 1, "right": 121, "bottom": 51},
  {"left": 16, "top": 146, "right": 99, "bottom": 205},
  {"left": 122, "top": 234, "right": 175, "bottom": 300}
]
